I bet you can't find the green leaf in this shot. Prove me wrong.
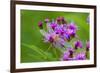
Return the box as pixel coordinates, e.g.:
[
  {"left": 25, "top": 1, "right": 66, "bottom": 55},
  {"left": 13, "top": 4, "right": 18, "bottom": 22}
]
[
  {"left": 22, "top": 43, "right": 58, "bottom": 61},
  {"left": 22, "top": 43, "right": 47, "bottom": 59}
]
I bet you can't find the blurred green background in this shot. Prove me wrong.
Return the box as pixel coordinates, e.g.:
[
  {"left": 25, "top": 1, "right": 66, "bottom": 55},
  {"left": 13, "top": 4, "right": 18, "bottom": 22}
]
[{"left": 21, "top": 10, "right": 89, "bottom": 63}]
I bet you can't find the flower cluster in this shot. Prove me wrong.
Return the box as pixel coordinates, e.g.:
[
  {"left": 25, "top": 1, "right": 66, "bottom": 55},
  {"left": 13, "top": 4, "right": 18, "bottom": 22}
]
[
  {"left": 62, "top": 40, "right": 90, "bottom": 61},
  {"left": 38, "top": 17, "right": 90, "bottom": 61},
  {"left": 38, "top": 17, "right": 77, "bottom": 48},
  {"left": 62, "top": 49, "right": 86, "bottom": 61}
]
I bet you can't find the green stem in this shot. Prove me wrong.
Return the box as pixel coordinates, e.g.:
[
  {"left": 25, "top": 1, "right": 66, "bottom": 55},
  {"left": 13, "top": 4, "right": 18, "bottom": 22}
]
[
  {"left": 46, "top": 44, "right": 52, "bottom": 51},
  {"left": 53, "top": 47, "right": 58, "bottom": 60}
]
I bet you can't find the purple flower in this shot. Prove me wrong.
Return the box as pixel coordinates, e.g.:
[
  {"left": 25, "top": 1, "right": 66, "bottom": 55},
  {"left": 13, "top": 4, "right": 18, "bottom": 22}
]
[
  {"left": 64, "top": 33, "right": 70, "bottom": 41},
  {"left": 53, "top": 36, "right": 66, "bottom": 48},
  {"left": 62, "top": 52, "right": 70, "bottom": 61},
  {"left": 67, "top": 22, "right": 77, "bottom": 31},
  {"left": 62, "top": 53, "right": 74, "bottom": 61},
  {"left": 44, "top": 34, "right": 54, "bottom": 43},
  {"left": 86, "top": 41, "right": 90, "bottom": 51},
  {"left": 61, "top": 17, "right": 66, "bottom": 24},
  {"left": 56, "top": 17, "right": 66, "bottom": 24},
  {"left": 56, "top": 17, "right": 61, "bottom": 24},
  {"left": 48, "top": 36, "right": 54, "bottom": 43},
  {"left": 50, "top": 23, "right": 57, "bottom": 30},
  {"left": 61, "top": 17, "right": 64, "bottom": 21},
  {"left": 74, "top": 40, "right": 83, "bottom": 49},
  {"left": 66, "top": 29, "right": 76, "bottom": 37},
  {"left": 38, "top": 21, "right": 43, "bottom": 29},
  {"left": 75, "top": 52, "right": 86, "bottom": 60},
  {"left": 62, "top": 48, "right": 75, "bottom": 61},
  {"left": 68, "top": 48, "right": 74, "bottom": 58},
  {"left": 55, "top": 26, "right": 65, "bottom": 35},
  {"left": 45, "top": 18, "right": 50, "bottom": 23},
  {"left": 59, "top": 29, "right": 65, "bottom": 35},
  {"left": 70, "top": 30, "right": 76, "bottom": 37}
]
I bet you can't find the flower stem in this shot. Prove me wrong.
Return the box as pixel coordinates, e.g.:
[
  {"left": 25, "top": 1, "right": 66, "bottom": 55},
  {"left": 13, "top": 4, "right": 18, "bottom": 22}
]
[
  {"left": 53, "top": 47, "right": 58, "bottom": 60},
  {"left": 46, "top": 44, "right": 52, "bottom": 51}
]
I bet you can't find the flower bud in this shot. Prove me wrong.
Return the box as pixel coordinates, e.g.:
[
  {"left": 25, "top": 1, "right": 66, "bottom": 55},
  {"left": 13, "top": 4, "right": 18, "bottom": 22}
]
[{"left": 38, "top": 21, "right": 43, "bottom": 29}]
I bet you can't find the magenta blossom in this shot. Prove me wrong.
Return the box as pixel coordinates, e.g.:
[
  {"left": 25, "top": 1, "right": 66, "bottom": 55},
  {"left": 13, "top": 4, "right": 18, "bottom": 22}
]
[
  {"left": 62, "top": 48, "right": 75, "bottom": 61},
  {"left": 75, "top": 52, "right": 86, "bottom": 60},
  {"left": 64, "top": 33, "right": 70, "bottom": 41},
  {"left": 50, "top": 23, "right": 57, "bottom": 30},
  {"left": 74, "top": 40, "right": 83, "bottom": 49},
  {"left": 43, "top": 33, "right": 54, "bottom": 43},
  {"left": 68, "top": 48, "right": 74, "bottom": 58},
  {"left": 56, "top": 16, "right": 66, "bottom": 24},
  {"left": 56, "top": 17, "right": 61, "bottom": 23},
  {"left": 67, "top": 22, "right": 77, "bottom": 31},
  {"left": 38, "top": 21, "right": 43, "bottom": 29},
  {"left": 45, "top": 18, "right": 50, "bottom": 23},
  {"left": 66, "top": 22, "right": 77, "bottom": 38},
  {"left": 66, "top": 29, "right": 76, "bottom": 37},
  {"left": 61, "top": 17, "right": 66, "bottom": 24},
  {"left": 62, "top": 52, "right": 74, "bottom": 61},
  {"left": 62, "top": 52, "right": 70, "bottom": 61}
]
